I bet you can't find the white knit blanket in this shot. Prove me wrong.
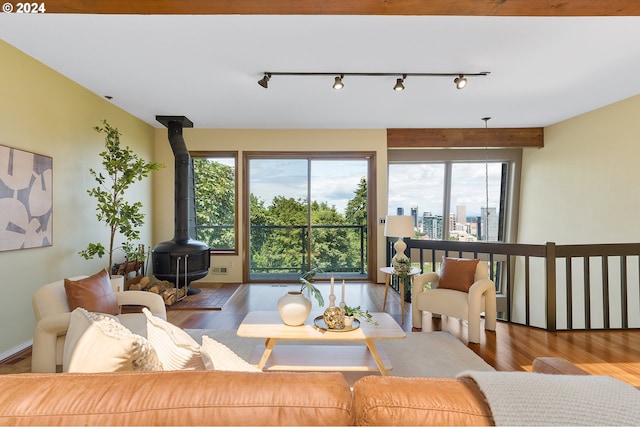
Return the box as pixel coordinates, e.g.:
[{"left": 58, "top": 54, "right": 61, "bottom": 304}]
[{"left": 460, "top": 371, "right": 640, "bottom": 426}]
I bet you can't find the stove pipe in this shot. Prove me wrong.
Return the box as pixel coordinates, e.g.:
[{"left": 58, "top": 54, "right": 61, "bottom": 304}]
[{"left": 152, "top": 116, "right": 210, "bottom": 291}]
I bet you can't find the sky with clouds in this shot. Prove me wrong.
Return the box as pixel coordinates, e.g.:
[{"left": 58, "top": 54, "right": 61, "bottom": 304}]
[
  {"left": 389, "top": 163, "right": 502, "bottom": 218},
  {"left": 244, "top": 158, "right": 501, "bottom": 219},
  {"left": 249, "top": 159, "right": 367, "bottom": 214}
]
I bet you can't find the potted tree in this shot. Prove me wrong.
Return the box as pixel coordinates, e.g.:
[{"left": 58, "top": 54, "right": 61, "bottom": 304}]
[{"left": 79, "top": 120, "right": 164, "bottom": 278}]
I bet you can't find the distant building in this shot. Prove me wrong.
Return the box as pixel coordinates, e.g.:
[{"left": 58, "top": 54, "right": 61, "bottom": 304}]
[
  {"left": 397, "top": 207, "right": 404, "bottom": 216},
  {"left": 422, "top": 212, "right": 443, "bottom": 240},
  {"left": 450, "top": 230, "right": 477, "bottom": 242},
  {"left": 456, "top": 205, "right": 466, "bottom": 225},
  {"left": 481, "top": 207, "right": 498, "bottom": 241},
  {"left": 410, "top": 207, "right": 418, "bottom": 228},
  {"left": 455, "top": 206, "right": 466, "bottom": 232},
  {"left": 449, "top": 212, "right": 456, "bottom": 231},
  {"left": 469, "top": 220, "right": 478, "bottom": 236}
]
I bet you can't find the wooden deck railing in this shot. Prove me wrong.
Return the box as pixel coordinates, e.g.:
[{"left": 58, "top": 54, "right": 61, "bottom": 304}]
[{"left": 403, "top": 239, "right": 640, "bottom": 331}]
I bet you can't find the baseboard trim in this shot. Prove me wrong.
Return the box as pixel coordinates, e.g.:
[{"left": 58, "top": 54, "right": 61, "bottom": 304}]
[{"left": 0, "top": 340, "right": 32, "bottom": 364}]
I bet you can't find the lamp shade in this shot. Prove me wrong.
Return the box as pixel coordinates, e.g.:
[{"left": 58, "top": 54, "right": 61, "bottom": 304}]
[{"left": 384, "top": 215, "right": 414, "bottom": 238}]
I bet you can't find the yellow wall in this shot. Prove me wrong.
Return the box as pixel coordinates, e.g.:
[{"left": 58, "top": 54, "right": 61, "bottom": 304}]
[
  {"left": 519, "top": 94, "right": 640, "bottom": 245},
  {"left": 0, "top": 41, "right": 156, "bottom": 358},
  {"left": 152, "top": 128, "right": 388, "bottom": 284},
  {"left": 516, "top": 94, "right": 640, "bottom": 328}
]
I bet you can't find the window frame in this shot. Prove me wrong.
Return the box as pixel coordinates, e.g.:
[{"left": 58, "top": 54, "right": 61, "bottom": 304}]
[
  {"left": 387, "top": 148, "right": 522, "bottom": 243},
  {"left": 243, "top": 151, "right": 377, "bottom": 282},
  {"left": 191, "top": 151, "right": 239, "bottom": 255}
]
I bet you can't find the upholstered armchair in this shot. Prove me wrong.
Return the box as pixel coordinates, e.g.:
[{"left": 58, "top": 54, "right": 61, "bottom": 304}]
[
  {"left": 411, "top": 258, "right": 497, "bottom": 343},
  {"left": 32, "top": 271, "right": 166, "bottom": 373}
]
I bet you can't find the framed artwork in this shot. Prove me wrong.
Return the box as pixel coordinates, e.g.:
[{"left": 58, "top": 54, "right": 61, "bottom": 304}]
[{"left": 0, "top": 144, "right": 53, "bottom": 252}]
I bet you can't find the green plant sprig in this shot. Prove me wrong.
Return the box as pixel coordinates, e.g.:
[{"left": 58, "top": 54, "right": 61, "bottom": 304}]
[
  {"left": 299, "top": 266, "right": 325, "bottom": 307},
  {"left": 343, "top": 305, "right": 379, "bottom": 326}
]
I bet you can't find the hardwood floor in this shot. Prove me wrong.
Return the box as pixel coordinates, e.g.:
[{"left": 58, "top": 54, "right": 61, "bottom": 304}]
[
  {"left": 168, "top": 282, "right": 640, "bottom": 387},
  {"left": 4, "top": 282, "right": 640, "bottom": 387}
]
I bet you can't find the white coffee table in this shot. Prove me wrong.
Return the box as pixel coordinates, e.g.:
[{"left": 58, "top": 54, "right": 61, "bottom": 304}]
[{"left": 237, "top": 311, "right": 406, "bottom": 375}]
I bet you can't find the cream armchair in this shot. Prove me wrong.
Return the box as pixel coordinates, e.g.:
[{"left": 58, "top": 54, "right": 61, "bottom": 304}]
[
  {"left": 411, "top": 260, "right": 497, "bottom": 343},
  {"left": 32, "top": 275, "right": 166, "bottom": 373}
]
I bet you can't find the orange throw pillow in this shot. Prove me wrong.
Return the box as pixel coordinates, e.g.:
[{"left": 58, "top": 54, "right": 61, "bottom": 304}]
[
  {"left": 437, "top": 257, "right": 480, "bottom": 293},
  {"left": 64, "top": 269, "right": 119, "bottom": 315}
]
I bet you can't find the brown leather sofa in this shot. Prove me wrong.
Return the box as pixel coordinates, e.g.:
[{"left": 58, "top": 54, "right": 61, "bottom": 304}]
[
  {"left": 0, "top": 358, "right": 588, "bottom": 426},
  {"left": 353, "top": 357, "right": 590, "bottom": 426}
]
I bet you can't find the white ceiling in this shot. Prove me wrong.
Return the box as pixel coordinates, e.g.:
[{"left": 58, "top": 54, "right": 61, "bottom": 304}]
[{"left": 1, "top": 14, "right": 640, "bottom": 129}]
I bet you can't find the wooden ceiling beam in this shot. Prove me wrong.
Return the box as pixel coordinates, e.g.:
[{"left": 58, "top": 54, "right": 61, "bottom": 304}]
[
  {"left": 41, "top": 0, "right": 640, "bottom": 16},
  {"left": 387, "top": 128, "right": 544, "bottom": 148}
]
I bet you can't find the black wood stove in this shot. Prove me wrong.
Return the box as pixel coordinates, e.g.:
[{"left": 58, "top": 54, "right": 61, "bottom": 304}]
[{"left": 152, "top": 116, "right": 210, "bottom": 294}]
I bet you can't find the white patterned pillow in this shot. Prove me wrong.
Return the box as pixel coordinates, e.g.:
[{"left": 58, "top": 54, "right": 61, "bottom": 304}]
[
  {"left": 143, "top": 308, "right": 207, "bottom": 370},
  {"left": 200, "top": 335, "right": 262, "bottom": 372},
  {"left": 63, "top": 308, "right": 162, "bottom": 372}
]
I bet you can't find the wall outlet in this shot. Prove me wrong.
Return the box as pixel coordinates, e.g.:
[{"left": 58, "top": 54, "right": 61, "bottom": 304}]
[{"left": 211, "top": 266, "right": 229, "bottom": 274}]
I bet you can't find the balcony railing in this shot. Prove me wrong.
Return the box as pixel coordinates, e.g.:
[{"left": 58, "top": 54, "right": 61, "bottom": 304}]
[
  {"left": 196, "top": 224, "right": 368, "bottom": 278},
  {"left": 249, "top": 224, "right": 367, "bottom": 276},
  {"left": 405, "top": 239, "right": 640, "bottom": 332}
]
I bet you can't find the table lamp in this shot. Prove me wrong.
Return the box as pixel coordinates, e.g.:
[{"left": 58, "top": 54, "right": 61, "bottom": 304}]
[{"left": 384, "top": 215, "right": 414, "bottom": 262}]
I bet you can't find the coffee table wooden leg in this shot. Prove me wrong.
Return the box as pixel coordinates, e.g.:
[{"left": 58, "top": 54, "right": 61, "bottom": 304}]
[
  {"left": 257, "top": 338, "right": 278, "bottom": 369},
  {"left": 365, "top": 339, "right": 389, "bottom": 376},
  {"left": 383, "top": 273, "right": 390, "bottom": 310}
]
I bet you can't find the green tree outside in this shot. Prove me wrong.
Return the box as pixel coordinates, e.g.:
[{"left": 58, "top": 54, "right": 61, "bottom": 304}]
[
  {"left": 194, "top": 163, "right": 368, "bottom": 275},
  {"left": 193, "top": 158, "right": 235, "bottom": 249}
]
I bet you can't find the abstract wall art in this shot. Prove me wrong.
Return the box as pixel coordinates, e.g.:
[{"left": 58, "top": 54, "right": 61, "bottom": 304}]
[{"left": 0, "top": 144, "right": 53, "bottom": 252}]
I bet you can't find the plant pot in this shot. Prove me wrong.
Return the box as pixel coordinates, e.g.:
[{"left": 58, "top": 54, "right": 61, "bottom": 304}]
[
  {"left": 344, "top": 315, "right": 355, "bottom": 327},
  {"left": 277, "top": 291, "right": 312, "bottom": 326}
]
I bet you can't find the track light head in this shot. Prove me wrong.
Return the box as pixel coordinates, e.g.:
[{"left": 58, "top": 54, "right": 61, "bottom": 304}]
[
  {"left": 333, "top": 74, "right": 344, "bottom": 90},
  {"left": 393, "top": 74, "right": 406, "bottom": 91},
  {"left": 258, "top": 73, "right": 271, "bottom": 88},
  {"left": 454, "top": 74, "right": 467, "bottom": 89}
]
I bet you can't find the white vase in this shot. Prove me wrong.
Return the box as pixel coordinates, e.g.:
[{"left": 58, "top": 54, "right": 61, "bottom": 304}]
[{"left": 277, "top": 291, "right": 312, "bottom": 326}]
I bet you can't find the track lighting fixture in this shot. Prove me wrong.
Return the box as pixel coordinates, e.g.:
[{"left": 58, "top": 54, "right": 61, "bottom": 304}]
[
  {"left": 333, "top": 75, "right": 344, "bottom": 90},
  {"left": 258, "top": 71, "right": 488, "bottom": 90},
  {"left": 258, "top": 73, "right": 271, "bottom": 89},
  {"left": 454, "top": 74, "right": 467, "bottom": 89},
  {"left": 393, "top": 74, "right": 406, "bottom": 91}
]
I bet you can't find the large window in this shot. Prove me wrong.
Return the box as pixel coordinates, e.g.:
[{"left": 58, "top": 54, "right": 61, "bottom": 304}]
[
  {"left": 192, "top": 153, "right": 237, "bottom": 253},
  {"left": 388, "top": 149, "right": 521, "bottom": 243},
  {"left": 245, "top": 153, "right": 372, "bottom": 281},
  {"left": 450, "top": 162, "right": 504, "bottom": 241}
]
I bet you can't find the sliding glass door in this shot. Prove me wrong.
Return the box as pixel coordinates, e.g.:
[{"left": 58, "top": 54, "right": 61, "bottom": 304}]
[{"left": 247, "top": 154, "right": 370, "bottom": 281}]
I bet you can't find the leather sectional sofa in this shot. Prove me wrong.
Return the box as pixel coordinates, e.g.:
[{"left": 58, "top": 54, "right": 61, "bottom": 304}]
[{"left": 0, "top": 357, "right": 590, "bottom": 426}]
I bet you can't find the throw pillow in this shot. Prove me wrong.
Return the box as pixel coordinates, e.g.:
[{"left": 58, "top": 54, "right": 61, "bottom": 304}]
[
  {"left": 143, "top": 308, "right": 207, "bottom": 370},
  {"left": 64, "top": 268, "right": 119, "bottom": 315},
  {"left": 63, "top": 307, "right": 163, "bottom": 372},
  {"left": 200, "top": 335, "right": 262, "bottom": 372},
  {"left": 437, "top": 257, "right": 481, "bottom": 293}
]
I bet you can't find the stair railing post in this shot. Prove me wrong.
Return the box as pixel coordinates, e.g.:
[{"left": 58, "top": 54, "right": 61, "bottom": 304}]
[{"left": 545, "top": 241, "right": 557, "bottom": 332}]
